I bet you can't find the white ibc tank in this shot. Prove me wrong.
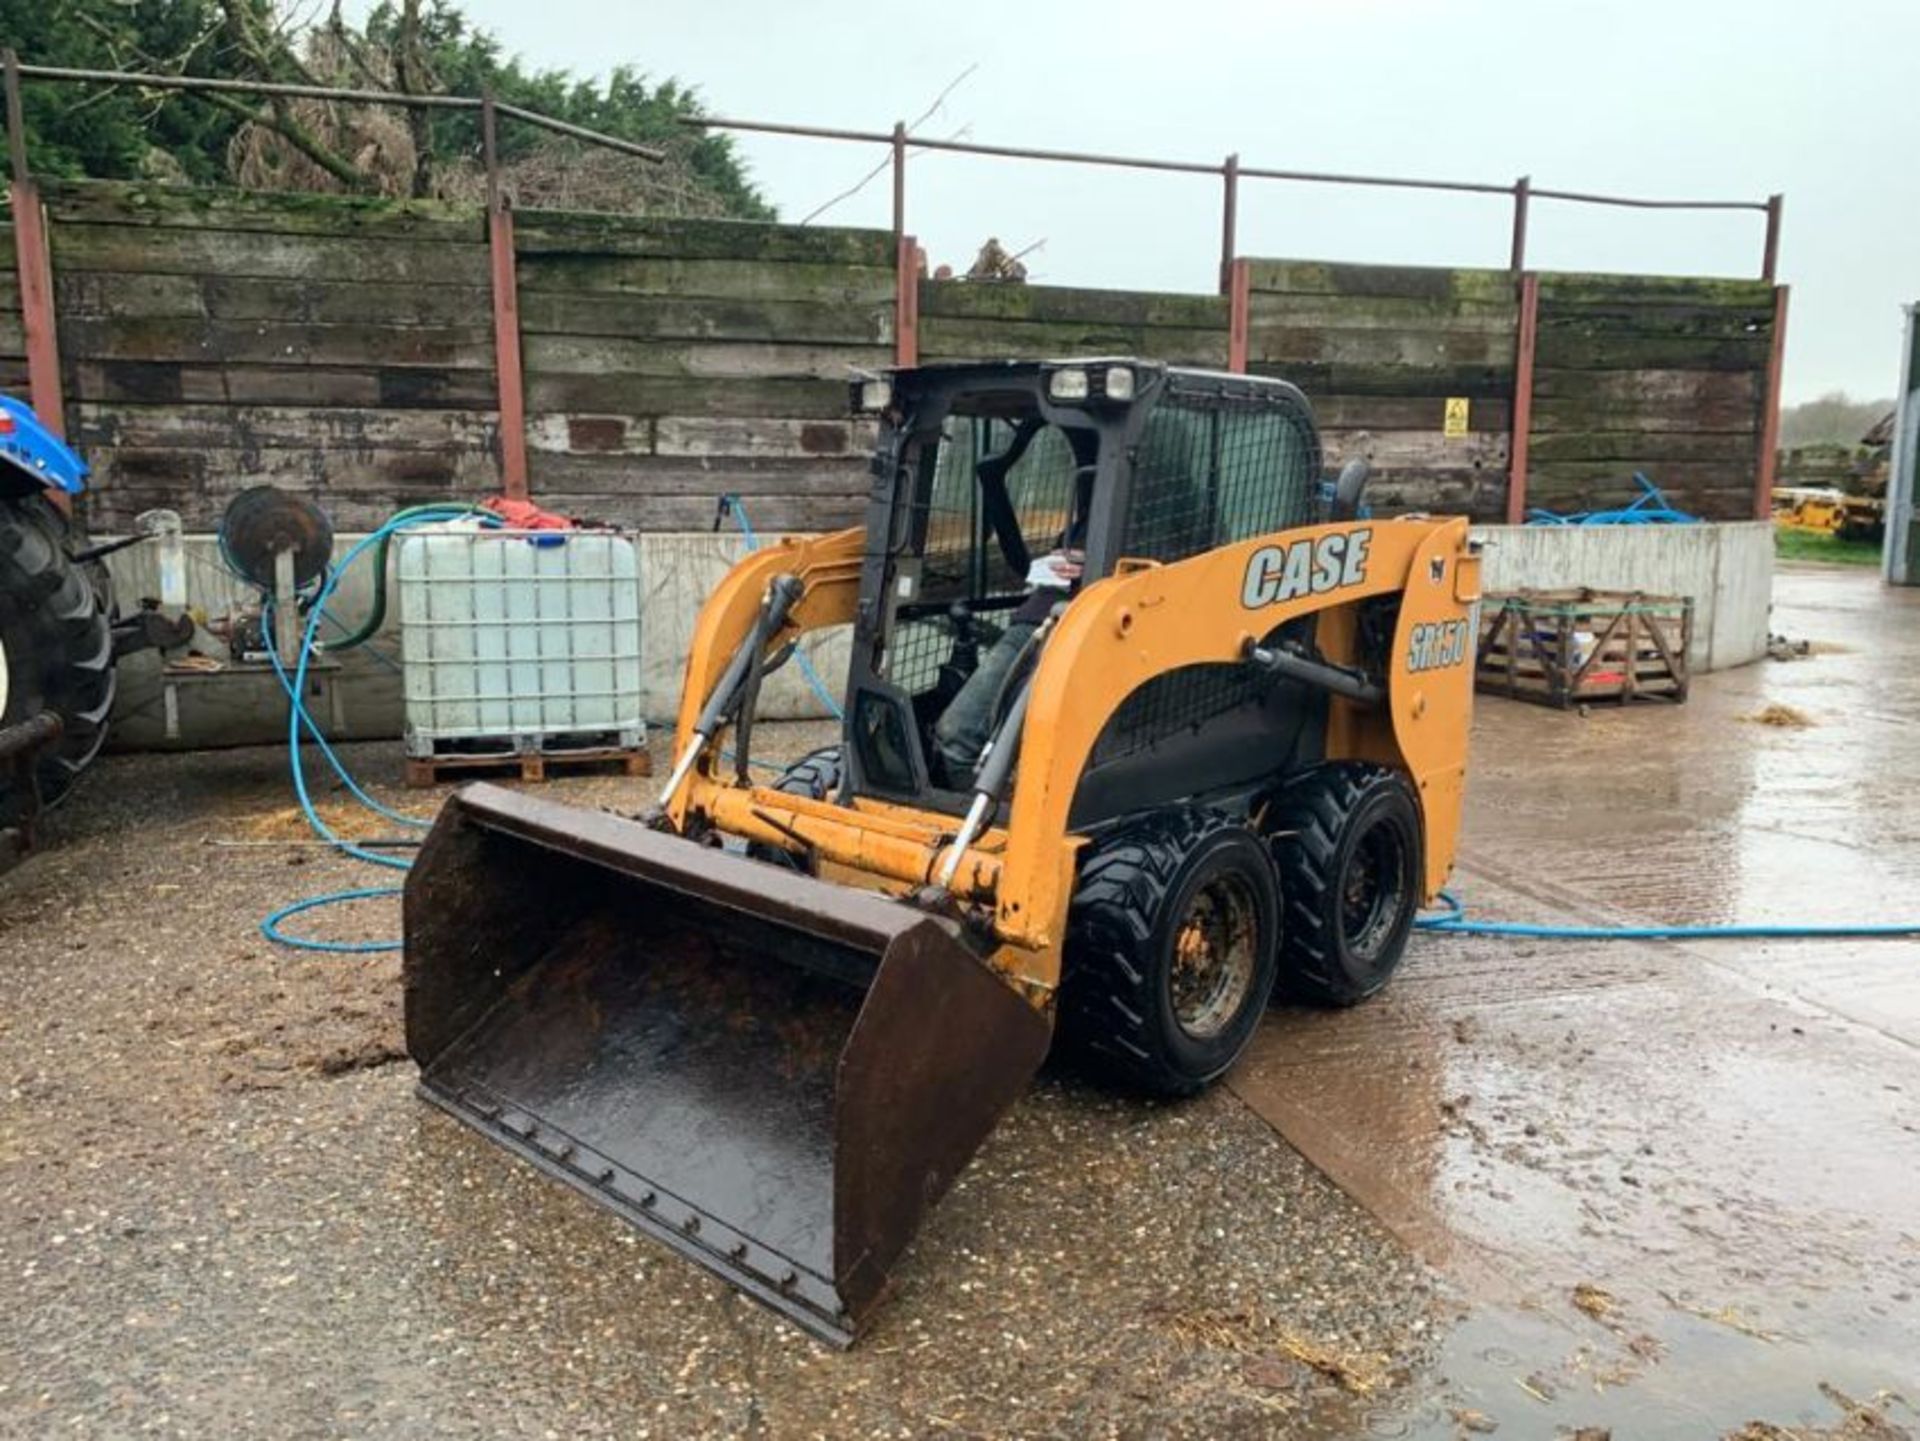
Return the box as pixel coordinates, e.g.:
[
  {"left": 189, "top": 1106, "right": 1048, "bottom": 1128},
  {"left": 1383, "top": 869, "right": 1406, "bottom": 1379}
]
[{"left": 396, "top": 526, "right": 645, "bottom": 756}]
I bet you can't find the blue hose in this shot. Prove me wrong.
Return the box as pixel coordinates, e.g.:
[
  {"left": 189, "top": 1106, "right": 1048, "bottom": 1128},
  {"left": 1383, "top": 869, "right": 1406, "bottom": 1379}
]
[
  {"left": 719, "top": 494, "right": 845, "bottom": 721},
  {"left": 261, "top": 886, "right": 406, "bottom": 953},
  {"left": 260, "top": 508, "right": 496, "bottom": 952},
  {"left": 1416, "top": 890, "right": 1920, "bottom": 940}
]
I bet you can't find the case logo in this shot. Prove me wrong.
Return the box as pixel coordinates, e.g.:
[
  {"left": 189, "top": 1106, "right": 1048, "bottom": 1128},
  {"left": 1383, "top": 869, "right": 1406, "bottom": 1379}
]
[
  {"left": 1407, "top": 619, "right": 1470, "bottom": 672},
  {"left": 1241, "top": 529, "right": 1372, "bottom": 609}
]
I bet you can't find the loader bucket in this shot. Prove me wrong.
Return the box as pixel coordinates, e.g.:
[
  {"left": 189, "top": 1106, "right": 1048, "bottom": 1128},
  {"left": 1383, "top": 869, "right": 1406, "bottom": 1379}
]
[{"left": 401, "top": 783, "right": 1051, "bottom": 1345}]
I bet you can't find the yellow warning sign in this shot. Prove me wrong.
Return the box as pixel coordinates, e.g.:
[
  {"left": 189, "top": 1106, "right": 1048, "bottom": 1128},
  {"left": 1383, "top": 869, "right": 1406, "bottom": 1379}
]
[{"left": 1443, "top": 397, "right": 1470, "bottom": 438}]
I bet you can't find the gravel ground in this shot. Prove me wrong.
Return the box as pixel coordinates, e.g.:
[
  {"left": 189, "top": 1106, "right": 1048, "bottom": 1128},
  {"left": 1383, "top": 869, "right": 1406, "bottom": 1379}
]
[{"left": 1, "top": 734, "right": 1443, "bottom": 1439}]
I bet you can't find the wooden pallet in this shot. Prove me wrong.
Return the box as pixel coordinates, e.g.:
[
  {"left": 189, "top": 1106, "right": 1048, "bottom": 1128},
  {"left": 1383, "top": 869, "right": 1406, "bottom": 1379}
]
[
  {"left": 404, "top": 743, "right": 653, "bottom": 788},
  {"left": 1476, "top": 588, "right": 1691, "bottom": 709}
]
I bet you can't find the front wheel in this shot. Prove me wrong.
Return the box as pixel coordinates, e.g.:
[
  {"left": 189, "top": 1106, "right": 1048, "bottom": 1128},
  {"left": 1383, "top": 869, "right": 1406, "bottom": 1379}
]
[
  {"left": 1267, "top": 763, "right": 1423, "bottom": 1007},
  {"left": 1059, "top": 808, "right": 1280, "bottom": 1097},
  {"left": 0, "top": 496, "right": 116, "bottom": 826}
]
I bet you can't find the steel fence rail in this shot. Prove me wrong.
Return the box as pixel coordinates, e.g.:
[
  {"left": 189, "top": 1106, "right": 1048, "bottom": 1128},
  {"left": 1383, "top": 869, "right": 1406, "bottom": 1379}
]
[{"left": 682, "top": 113, "right": 1783, "bottom": 281}]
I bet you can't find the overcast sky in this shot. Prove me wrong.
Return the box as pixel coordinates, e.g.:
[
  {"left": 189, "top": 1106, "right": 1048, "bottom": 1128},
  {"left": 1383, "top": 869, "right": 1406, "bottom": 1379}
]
[{"left": 392, "top": 0, "right": 1915, "bottom": 403}]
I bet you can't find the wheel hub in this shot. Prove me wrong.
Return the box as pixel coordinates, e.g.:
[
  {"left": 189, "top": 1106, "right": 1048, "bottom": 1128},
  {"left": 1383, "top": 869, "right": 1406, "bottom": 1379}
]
[{"left": 1170, "top": 875, "right": 1259, "bottom": 1040}]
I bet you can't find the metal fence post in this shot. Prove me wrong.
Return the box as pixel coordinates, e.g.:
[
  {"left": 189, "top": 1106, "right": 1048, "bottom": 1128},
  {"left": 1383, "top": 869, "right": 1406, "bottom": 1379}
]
[
  {"left": 1761, "top": 193, "right": 1783, "bottom": 282},
  {"left": 5, "top": 51, "right": 66, "bottom": 444},
  {"left": 1505, "top": 271, "right": 1540, "bottom": 525},
  {"left": 891, "top": 121, "right": 907, "bottom": 240},
  {"left": 1227, "top": 259, "right": 1250, "bottom": 373},
  {"left": 1509, "top": 176, "right": 1531, "bottom": 271},
  {"left": 895, "top": 236, "right": 920, "bottom": 367},
  {"left": 1219, "top": 153, "right": 1239, "bottom": 295},
  {"left": 482, "top": 93, "right": 529, "bottom": 499},
  {"left": 1753, "top": 285, "right": 1790, "bottom": 520}
]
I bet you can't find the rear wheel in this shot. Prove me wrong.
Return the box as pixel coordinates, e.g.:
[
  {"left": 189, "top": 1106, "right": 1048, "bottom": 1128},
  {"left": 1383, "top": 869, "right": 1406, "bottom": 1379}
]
[
  {"left": 0, "top": 496, "right": 116, "bottom": 826},
  {"left": 1059, "top": 808, "right": 1279, "bottom": 1097},
  {"left": 745, "top": 745, "right": 842, "bottom": 873},
  {"left": 1267, "top": 763, "right": 1422, "bottom": 1006}
]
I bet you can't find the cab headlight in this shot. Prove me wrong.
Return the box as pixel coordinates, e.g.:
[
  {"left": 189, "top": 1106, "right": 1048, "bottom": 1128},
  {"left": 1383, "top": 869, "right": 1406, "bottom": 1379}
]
[
  {"left": 1103, "top": 366, "right": 1135, "bottom": 402},
  {"left": 1047, "top": 367, "right": 1090, "bottom": 402},
  {"left": 857, "top": 378, "right": 893, "bottom": 413}
]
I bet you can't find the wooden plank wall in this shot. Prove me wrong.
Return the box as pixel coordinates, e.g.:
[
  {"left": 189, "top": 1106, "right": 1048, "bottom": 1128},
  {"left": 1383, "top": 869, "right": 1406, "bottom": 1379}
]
[
  {"left": 0, "top": 216, "right": 23, "bottom": 395},
  {"left": 1243, "top": 261, "right": 1517, "bottom": 519},
  {"left": 44, "top": 183, "right": 500, "bottom": 531},
  {"left": 516, "top": 211, "right": 891, "bottom": 531},
  {"left": 918, "top": 281, "right": 1229, "bottom": 368},
  {"left": 1529, "top": 274, "right": 1777, "bottom": 518},
  {"left": 0, "top": 180, "right": 1778, "bottom": 533}
]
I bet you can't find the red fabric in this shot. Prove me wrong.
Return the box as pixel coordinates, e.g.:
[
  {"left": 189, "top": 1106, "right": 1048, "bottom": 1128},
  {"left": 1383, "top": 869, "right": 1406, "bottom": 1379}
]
[{"left": 481, "top": 496, "right": 575, "bottom": 530}]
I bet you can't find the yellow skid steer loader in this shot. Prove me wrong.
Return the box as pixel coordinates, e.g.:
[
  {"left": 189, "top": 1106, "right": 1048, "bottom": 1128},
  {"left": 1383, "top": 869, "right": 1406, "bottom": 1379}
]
[{"left": 404, "top": 360, "right": 1481, "bottom": 1345}]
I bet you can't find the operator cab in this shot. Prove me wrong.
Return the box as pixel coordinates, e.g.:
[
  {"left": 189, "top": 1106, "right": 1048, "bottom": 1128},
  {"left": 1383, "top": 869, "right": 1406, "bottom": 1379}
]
[{"left": 843, "top": 359, "right": 1333, "bottom": 827}]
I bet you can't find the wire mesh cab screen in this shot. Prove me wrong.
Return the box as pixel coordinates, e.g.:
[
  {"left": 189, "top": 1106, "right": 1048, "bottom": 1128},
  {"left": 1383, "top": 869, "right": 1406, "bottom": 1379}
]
[
  {"left": 1095, "top": 384, "right": 1323, "bottom": 766},
  {"left": 882, "top": 397, "right": 1092, "bottom": 701}
]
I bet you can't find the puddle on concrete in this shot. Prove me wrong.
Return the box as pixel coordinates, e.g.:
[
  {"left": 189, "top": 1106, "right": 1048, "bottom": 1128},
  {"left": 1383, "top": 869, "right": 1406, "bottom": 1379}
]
[{"left": 1234, "top": 568, "right": 1920, "bottom": 1433}]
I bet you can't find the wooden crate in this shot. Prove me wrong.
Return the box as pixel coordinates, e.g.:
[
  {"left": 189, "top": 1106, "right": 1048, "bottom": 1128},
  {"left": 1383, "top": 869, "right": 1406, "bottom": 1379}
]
[{"left": 1475, "top": 588, "right": 1691, "bottom": 708}]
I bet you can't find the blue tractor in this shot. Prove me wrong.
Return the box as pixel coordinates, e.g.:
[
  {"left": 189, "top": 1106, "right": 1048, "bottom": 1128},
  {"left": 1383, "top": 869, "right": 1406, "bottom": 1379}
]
[{"left": 0, "top": 397, "right": 114, "bottom": 830}]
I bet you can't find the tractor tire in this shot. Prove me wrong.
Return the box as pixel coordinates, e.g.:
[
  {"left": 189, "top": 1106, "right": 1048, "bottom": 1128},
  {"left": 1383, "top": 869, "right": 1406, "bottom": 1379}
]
[
  {"left": 0, "top": 496, "right": 116, "bottom": 826},
  {"left": 1266, "top": 763, "right": 1422, "bottom": 1007},
  {"left": 745, "top": 745, "right": 842, "bottom": 873},
  {"left": 1059, "top": 808, "right": 1279, "bottom": 1097}
]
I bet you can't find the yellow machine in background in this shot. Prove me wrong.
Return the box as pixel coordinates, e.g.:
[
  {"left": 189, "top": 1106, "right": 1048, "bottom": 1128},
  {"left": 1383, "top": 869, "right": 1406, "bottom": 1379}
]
[{"left": 404, "top": 359, "right": 1481, "bottom": 1344}]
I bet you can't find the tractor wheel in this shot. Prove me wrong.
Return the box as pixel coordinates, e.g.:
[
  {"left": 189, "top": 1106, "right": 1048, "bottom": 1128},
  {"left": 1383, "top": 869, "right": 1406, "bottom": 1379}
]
[
  {"left": 1059, "top": 808, "right": 1279, "bottom": 1097},
  {"left": 1266, "top": 763, "right": 1422, "bottom": 1007},
  {"left": 0, "top": 495, "right": 116, "bottom": 826},
  {"left": 745, "top": 745, "right": 842, "bottom": 873}
]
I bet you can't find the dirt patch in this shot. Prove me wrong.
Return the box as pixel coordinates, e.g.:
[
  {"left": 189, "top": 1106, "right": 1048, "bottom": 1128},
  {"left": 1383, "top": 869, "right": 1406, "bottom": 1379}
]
[{"left": 1746, "top": 703, "right": 1815, "bottom": 728}]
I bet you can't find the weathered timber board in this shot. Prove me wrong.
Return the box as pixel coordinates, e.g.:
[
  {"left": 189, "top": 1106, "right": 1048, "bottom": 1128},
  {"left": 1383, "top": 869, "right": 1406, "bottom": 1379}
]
[
  {"left": 69, "top": 401, "right": 500, "bottom": 454},
  {"left": 1536, "top": 273, "right": 1775, "bottom": 307},
  {"left": 1245, "top": 260, "right": 1517, "bottom": 304},
  {"left": 526, "top": 454, "right": 865, "bottom": 496},
  {"left": 68, "top": 359, "right": 499, "bottom": 410},
  {"left": 520, "top": 414, "right": 875, "bottom": 461},
  {"left": 918, "top": 281, "right": 1226, "bottom": 330},
  {"left": 1308, "top": 394, "right": 1515, "bottom": 432},
  {"left": 51, "top": 222, "right": 489, "bottom": 285},
  {"left": 1529, "top": 367, "right": 1762, "bottom": 405},
  {"left": 522, "top": 334, "right": 888, "bottom": 382},
  {"left": 57, "top": 270, "right": 494, "bottom": 328},
  {"left": 42, "top": 180, "right": 484, "bottom": 243},
  {"left": 1526, "top": 430, "right": 1760, "bottom": 464},
  {"left": 513, "top": 211, "right": 891, "bottom": 266},
  {"left": 1245, "top": 323, "right": 1514, "bottom": 368},
  {"left": 1535, "top": 302, "right": 1776, "bottom": 340},
  {"left": 1247, "top": 360, "right": 1513, "bottom": 398},
  {"left": 919, "top": 317, "right": 1227, "bottom": 366},
  {"left": 524, "top": 373, "right": 850, "bottom": 420},
  {"left": 519, "top": 290, "right": 891, "bottom": 345},
  {"left": 515, "top": 255, "right": 894, "bottom": 304},
  {"left": 1533, "top": 331, "right": 1770, "bottom": 372},
  {"left": 58, "top": 315, "right": 497, "bottom": 370},
  {"left": 527, "top": 490, "right": 866, "bottom": 533}
]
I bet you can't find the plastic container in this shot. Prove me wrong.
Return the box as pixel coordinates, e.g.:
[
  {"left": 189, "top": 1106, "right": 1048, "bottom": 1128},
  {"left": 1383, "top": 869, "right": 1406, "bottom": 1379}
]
[{"left": 396, "top": 527, "right": 645, "bottom": 757}]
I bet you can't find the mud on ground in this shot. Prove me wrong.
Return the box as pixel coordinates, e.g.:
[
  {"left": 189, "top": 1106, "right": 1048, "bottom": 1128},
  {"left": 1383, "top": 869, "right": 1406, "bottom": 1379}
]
[{"left": 2, "top": 567, "right": 1917, "bottom": 1438}]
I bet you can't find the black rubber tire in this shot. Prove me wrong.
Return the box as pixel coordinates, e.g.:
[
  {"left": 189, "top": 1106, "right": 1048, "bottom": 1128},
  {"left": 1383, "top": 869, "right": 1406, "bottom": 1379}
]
[
  {"left": 0, "top": 495, "right": 116, "bottom": 826},
  {"left": 1059, "top": 808, "right": 1280, "bottom": 1097},
  {"left": 1267, "top": 763, "right": 1423, "bottom": 1007},
  {"left": 745, "top": 745, "right": 843, "bottom": 873}
]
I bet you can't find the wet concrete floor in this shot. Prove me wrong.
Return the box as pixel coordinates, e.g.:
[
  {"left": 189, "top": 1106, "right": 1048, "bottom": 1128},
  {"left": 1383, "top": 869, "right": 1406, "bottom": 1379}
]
[
  {"left": 1237, "top": 563, "right": 1920, "bottom": 1436},
  {"left": 0, "top": 563, "right": 1915, "bottom": 1437}
]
